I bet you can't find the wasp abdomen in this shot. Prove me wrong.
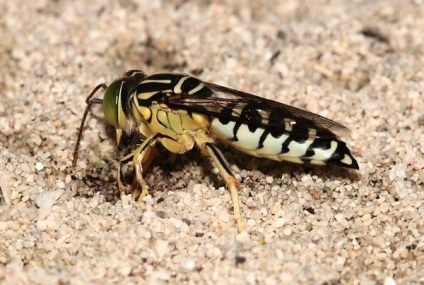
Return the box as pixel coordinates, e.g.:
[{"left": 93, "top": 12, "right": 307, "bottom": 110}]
[{"left": 210, "top": 118, "right": 358, "bottom": 169}]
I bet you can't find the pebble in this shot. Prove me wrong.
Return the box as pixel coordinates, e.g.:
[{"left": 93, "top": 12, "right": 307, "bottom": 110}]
[
  {"left": 35, "top": 162, "right": 44, "bottom": 171},
  {"left": 35, "top": 189, "right": 65, "bottom": 210},
  {"left": 181, "top": 258, "right": 195, "bottom": 271},
  {"left": 155, "top": 269, "right": 170, "bottom": 280},
  {"left": 384, "top": 277, "right": 397, "bottom": 285},
  {"left": 274, "top": 218, "right": 286, "bottom": 228},
  {"left": 283, "top": 227, "right": 292, "bottom": 236},
  {"left": 56, "top": 180, "right": 66, "bottom": 189},
  {"left": 154, "top": 240, "right": 169, "bottom": 260},
  {"left": 217, "top": 207, "right": 230, "bottom": 222}
]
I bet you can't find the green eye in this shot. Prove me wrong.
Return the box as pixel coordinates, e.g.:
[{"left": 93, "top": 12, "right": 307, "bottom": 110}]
[{"left": 103, "top": 81, "right": 122, "bottom": 127}]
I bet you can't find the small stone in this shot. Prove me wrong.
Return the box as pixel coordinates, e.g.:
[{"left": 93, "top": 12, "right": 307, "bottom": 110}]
[
  {"left": 56, "top": 180, "right": 65, "bottom": 189},
  {"left": 383, "top": 276, "right": 397, "bottom": 285},
  {"left": 35, "top": 189, "right": 65, "bottom": 210},
  {"left": 65, "top": 175, "right": 72, "bottom": 184},
  {"left": 154, "top": 240, "right": 169, "bottom": 260},
  {"left": 283, "top": 227, "right": 292, "bottom": 236},
  {"left": 236, "top": 231, "right": 251, "bottom": 243},
  {"left": 181, "top": 258, "right": 195, "bottom": 271},
  {"left": 265, "top": 176, "right": 273, "bottom": 184},
  {"left": 217, "top": 207, "right": 230, "bottom": 222},
  {"left": 274, "top": 218, "right": 286, "bottom": 228},
  {"left": 0, "top": 221, "right": 7, "bottom": 231},
  {"left": 156, "top": 269, "right": 170, "bottom": 280},
  {"left": 35, "top": 162, "right": 44, "bottom": 171}
]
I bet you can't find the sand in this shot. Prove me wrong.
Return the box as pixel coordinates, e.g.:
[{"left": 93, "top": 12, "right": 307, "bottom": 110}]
[{"left": 0, "top": 0, "right": 423, "bottom": 284}]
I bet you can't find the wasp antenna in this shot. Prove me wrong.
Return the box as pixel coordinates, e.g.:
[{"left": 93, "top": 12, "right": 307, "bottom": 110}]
[{"left": 72, "top": 83, "right": 107, "bottom": 168}]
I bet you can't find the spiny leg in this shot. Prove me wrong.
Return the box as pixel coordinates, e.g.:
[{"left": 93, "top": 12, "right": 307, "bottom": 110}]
[
  {"left": 118, "top": 151, "right": 135, "bottom": 194},
  {"left": 131, "top": 146, "right": 158, "bottom": 200},
  {"left": 118, "top": 134, "right": 161, "bottom": 201},
  {"left": 204, "top": 142, "right": 244, "bottom": 232}
]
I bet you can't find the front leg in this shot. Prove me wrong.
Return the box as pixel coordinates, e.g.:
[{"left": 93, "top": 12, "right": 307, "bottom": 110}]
[{"left": 118, "top": 134, "right": 161, "bottom": 201}]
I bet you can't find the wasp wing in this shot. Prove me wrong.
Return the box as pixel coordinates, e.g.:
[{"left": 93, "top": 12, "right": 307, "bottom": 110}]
[{"left": 166, "top": 80, "right": 350, "bottom": 139}]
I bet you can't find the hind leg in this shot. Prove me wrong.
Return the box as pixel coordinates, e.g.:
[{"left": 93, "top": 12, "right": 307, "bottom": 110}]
[{"left": 194, "top": 132, "right": 244, "bottom": 232}]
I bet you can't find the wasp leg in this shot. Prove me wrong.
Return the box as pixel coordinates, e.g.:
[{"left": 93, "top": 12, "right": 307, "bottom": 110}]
[
  {"left": 204, "top": 142, "right": 244, "bottom": 232},
  {"left": 118, "top": 134, "right": 160, "bottom": 201},
  {"left": 130, "top": 146, "right": 158, "bottom": 199}
]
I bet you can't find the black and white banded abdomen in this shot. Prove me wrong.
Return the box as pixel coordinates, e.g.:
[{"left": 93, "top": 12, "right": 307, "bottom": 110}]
[{"left": 210, "top": 118, "right": 359, "bottom": 169}]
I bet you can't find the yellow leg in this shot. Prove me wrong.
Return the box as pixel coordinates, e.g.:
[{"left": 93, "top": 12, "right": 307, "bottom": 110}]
[
  {"left": 204, "top": 142, "right": 244, "bottom": 232},
  {"left": 118, "top": 134, "right": 160, "bottom": 201}
]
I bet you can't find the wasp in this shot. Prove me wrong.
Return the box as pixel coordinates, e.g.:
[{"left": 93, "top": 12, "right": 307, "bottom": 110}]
[{"left": 72, "top": 70, "right": 359, "bottom": 231}]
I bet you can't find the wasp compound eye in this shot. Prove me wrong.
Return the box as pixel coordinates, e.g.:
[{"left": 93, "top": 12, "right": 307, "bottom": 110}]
[{"left": 103, "top": 81, "right": 122, "bottom": 128}]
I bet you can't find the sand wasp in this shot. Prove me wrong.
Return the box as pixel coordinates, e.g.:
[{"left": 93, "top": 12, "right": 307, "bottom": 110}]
[{"left": 73, "top": 70, "right": 359, "bottom": 231}]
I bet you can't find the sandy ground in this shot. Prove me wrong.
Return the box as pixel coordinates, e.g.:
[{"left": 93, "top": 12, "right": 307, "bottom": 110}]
[{"left": 1, "top": 0, "right": 423, "bottom": 284}]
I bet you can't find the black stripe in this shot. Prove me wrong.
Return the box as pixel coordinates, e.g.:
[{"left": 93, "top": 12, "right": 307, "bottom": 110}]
[
  {"left": 232, "top": 103, "right": 262, "bottom": 141},
  {"left": 205, "top": 143, "right": 234, "bottom": 176},
  {"left": 137, "top": 82, "right": 171, "bottom": 94},
  {"left": 181, "top": 77, "right": 201, "bottom": 93},
  {"left": 118, "top": 80, "right": 139, "bottom": 119},
  {"left": 280, "top": 135, "right": 291, "bottom": 153},
  {"left": 232, "top": 121, "right": 241, "bottom": 142},
  {"left": 268, "top": 110, "right": 285, "bottom": 138},
  {"left": 137, "top": 73, "right": 184, "bottom": 95},
  {"left": 242, "top": 103, "right": 262, "bottom": 133},
  {"left": 120, "top": 154, "right": 134, "bottom": 165},
  {"left": 218, "top": 105, "right": 233, "bottom": 125},
  {"left": 193, "top": 85, "right": 213, "bottom": 97},
  {"left": 156, "top": 110, "right": 168, "bottom": 129},
  {"left": 304, "top": 138, "right": 331, "bottom": 158},
  {"left": 181, "top": 77, "right": 213, "bottom": 98},
  {"left": 147, "top": 73, "right": 182, "bottom": 82},
  {"left": 290, "top": 120, "right": 310, "bottom": 144},
  {"left": 119, "top": 153, "right": 135, "bottom": 186},
  {"left": 257, "top": 129, "right": 270, "bottom": 149}
]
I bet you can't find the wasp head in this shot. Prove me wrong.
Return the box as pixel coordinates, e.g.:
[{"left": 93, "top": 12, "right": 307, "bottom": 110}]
[{"left": 103, "top": 70, "right": 146, "bottom": 130}]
